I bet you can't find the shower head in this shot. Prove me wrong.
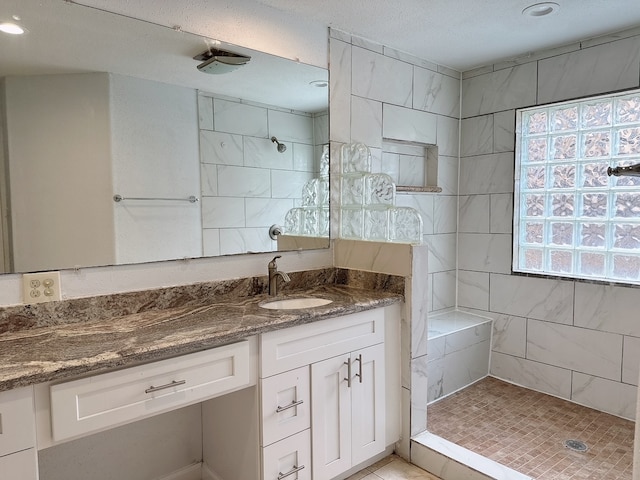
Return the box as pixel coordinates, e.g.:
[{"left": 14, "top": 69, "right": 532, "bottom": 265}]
[{"left": 271, "top": 136, "right": 287, "bottom": 153}]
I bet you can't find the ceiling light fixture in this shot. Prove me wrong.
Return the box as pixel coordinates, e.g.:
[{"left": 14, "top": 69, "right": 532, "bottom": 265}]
[
  {"left": 522, "top": 2, "right": 560, "bottom": 17},
  {"left": 0, "top": 22, "right": 25, "bottom": 35},
  {"left": 193, "top": 48, "right": 251, "bottom": 75}
]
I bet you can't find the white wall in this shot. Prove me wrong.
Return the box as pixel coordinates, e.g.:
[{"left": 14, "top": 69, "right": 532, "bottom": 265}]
[
  {"left": 110, "top": 74, "right": 202, "bottom": 264},
  {"left": 458, "top": 28, "right": 640, "bottom": 420},
  {"left": 3, "top": 74, "right": 116, "bottom": 272}
]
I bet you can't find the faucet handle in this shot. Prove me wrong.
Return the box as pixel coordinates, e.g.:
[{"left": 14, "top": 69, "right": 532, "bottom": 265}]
[{"left": 268, "top": 255, "right": 281, "bottom": 269}]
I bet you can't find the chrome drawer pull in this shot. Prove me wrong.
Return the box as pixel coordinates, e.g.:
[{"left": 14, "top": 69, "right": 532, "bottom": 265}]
[
  {"left": 355, "top": 354, "right": 363, "bottom": 383},
  {"left": 276, "top": 399, "right": 304, "bottom": 413},
  {"left": 277, "top": 464, "right": 305, "bottom": 479},
  {"left": 145, "top": 379, "right": 186, "bottom": 394},
  {"left": 344, "top": 357, "right": 352, "bottom": 387}
]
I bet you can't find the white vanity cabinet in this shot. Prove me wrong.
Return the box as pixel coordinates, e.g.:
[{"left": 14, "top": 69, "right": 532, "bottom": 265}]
[
  {"left": 0, "top": 386, "right": 39, "bottom": 480},
  {"left": 259, "top": 306, "right": 399, "bottom": 480},
  {"left": 311, "top": 343, "right": 385, "bottom": 480}
]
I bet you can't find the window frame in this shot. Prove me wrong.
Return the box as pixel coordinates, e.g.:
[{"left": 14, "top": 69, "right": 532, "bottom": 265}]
[{"left": 513, "top": 88, "right": 640, "bottom": 286}]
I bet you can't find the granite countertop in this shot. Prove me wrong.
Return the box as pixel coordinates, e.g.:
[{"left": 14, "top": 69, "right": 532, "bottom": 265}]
[{"left": 0, "top": 283, "right": 402, "bottom": 392}]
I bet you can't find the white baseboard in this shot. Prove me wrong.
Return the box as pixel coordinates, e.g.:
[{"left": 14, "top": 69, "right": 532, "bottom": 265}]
[{"left": 156, "top": 462, "right": 203, "bottom": 480}]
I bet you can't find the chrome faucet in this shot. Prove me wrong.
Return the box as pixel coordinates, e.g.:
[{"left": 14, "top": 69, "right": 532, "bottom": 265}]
[{"left": 268, "top": 255, "right": 291, "bottom": 296}]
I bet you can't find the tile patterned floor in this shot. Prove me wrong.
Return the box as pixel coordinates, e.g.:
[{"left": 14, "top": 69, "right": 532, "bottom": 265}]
[
  {"left": 427, "top": 377, "right": 635, "bottom": 479},
  {"left": 347, "top": 454, "right": 442, "bottom": 480}
]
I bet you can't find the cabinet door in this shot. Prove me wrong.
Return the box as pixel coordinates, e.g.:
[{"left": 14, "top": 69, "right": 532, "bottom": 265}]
[
  {"left": 0, "top": 448, "right": 39, "bottom": 480},
  {"left": 0, "top": 386, "right": 35, "bottom": 457},
  {"left": 351, "top": 343, "right": 386, "bottom": 466},
  {"left": 311, "top": 354, "right": 351, "bottom": 480}
]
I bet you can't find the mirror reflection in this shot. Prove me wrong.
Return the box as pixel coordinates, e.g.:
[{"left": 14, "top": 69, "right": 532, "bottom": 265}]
[{"left": 0, "top": 0, "right": 329, "bottom": 274}]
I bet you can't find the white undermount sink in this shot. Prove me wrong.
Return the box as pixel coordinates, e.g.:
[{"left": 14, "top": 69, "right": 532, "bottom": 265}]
[{"left": 260, "top": 297, "right": 333, "bottom": 310}]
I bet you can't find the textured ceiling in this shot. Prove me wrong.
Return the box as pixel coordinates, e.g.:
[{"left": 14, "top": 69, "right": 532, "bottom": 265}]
[{"left": 73, "top": 0, "right": 640, "bottom": 71}]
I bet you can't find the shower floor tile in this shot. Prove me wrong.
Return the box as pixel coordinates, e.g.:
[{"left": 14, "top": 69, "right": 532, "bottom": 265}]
[{"left": 427, "top": 377, "right": 635, "bottom": 479}]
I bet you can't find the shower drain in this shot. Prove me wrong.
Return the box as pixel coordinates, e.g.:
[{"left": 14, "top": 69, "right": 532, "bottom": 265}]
[{"left": 564, "top": 439, "right": 588, "bottom": 452}]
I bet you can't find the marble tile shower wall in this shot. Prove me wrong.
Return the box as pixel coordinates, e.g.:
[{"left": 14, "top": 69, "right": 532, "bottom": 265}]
[
  {"left": 198, "top": 93, "right": 325, "bottom": 256},
  {"left": 329, "top": 30, "right": 461, "bottom": 314},
  {"left": 458, "top": 28, "right": 640, "bottom": 420}
]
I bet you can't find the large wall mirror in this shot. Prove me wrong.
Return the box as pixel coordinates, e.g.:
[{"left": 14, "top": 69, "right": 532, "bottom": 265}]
[{"left": 0, "top": 0, "right": 329, "bottom": 275}]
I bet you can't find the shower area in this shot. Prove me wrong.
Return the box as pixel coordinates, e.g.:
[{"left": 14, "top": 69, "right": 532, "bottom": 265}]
[{"left": 416, "top": 306, "right": 636, "bottom": 480}]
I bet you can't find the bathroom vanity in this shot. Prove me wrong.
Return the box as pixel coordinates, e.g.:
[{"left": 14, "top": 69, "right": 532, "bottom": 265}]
[{"left": 0, "top": 274, "right": 402, "bottom": 480}]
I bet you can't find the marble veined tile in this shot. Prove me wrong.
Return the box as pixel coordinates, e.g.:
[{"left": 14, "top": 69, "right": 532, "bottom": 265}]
[
  {"left": 424, "top": 234, "right": 456, "bottom": 273},
  {"left": 329, "top": 39, "right": 351, "bottom": 143},
  {"left": 411, "top": 355, "right": 428, "bottom": 435},
  {"left": 199, "top": 131, "right": 243, "bottom": 166},
  {"left": 462, "top": 62, "right": 537, "bottom": 117},
  {"left": 489, "top": 274, "right": 574, "bottom": 324},
  {"left": 622, "top": 335, "right": 640, "bottom": 386},
  {"left": 459, "top": 195, "right": 490, "bottom": 233},
  {"left": 245, "top": 198, "right": 293, "bottom": 228},
  {"left": 433, "top": 196, "right": 457, "bottom": 234},
  {"left": 201, "top": 197, "right": 244, "bottom": 229},
  {"left": 383, "top": 104, "right": 437, "bottom": 145},
  {"left": 352, "top": 47, "right": 413, "bottom": 107},
  {"left": 217, "top": 165, "right": 271, "bottom": 198},
  {"left": 351, "top": 96, "right": 383, "bottom": 148},
  {"left": 457, "top": 270, "right": 489, "bottom": 311},
  {"left": 244, "top": 137, "right": 294, "bottom": 170},
  {"left": 432, "top": 271, "right": 456, "bottom": 312},
  {"left": 459, "top": 153, "right": 514, "bottom": 195},
  {"left": 413, "top": 67, "right": 460, "bottom": 117},
  {"left": 492, "top": 314, "right": 526, "bottom": 357},
  {"left": 213, "top": 98, "right": 268, "bottom": 137},
  {"left": 271, "top": 170, "right": 313, "bottom": 200},
  {"left": 200, "top": 164, "right": 218, "bottom": 196},
  {"left": 427, "top": 339, "right": 490, "bottom": 403},
  {"left": 572, "top": 372, "right": 636, "bottom": 420},
  {"left": 197, "top": 94, "right": 213, "bottom": 130},
  {"left": 489, "top": 193, "right": 513, "bottom": 234},
  {"left": 436, "top": 115, "right": 459, "bottom": 157},
  {"left": 527, "top": 319, "right": 622, "bottom": 381},
  {"left": 490, "top": 352, "right": 572, "bottom": 399},
  {"left": 461, "top": 115, "right": 493, "bottom": 157},
  {"left": 268, "top": 110, "right": 313, "bottom": 144},
  {"left": 219, "top": 228, "right": 275, "bottom": 256},
  {"left": 538, "top": 36, "right": 640, "bottom": 105},
  {"left": 574, "top": 282, "right": 640, "bottom": 336},
  {"left": 458, "top": 233, "right": 512, "bottom": 274},
  {"left": 493, "top": 110, "right": 515, "bottom": 153}
]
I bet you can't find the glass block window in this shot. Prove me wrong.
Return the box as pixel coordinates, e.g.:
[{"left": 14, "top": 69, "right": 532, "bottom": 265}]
[{"left": 514, "top": 89, "right": 640, "bottom": 284}]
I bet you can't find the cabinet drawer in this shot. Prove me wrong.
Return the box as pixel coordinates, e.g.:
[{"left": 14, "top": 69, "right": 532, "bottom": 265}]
[
  {"left": 260, "top": 309, "right": 384, "bottom": 377},
  {"left": 0, "top": 386, "right": 35, "bottom": 457},
  {"left": 261, "top": 366, "right": 309, "bottom": 446},
  {"left": 261, "top": 429, "right": 310, "bottom": 480},
  {"left": 0, "top": 448, "right": 38, "bottom": 480},
  {"left": 51, "top": 341, "right": 251, "bottom": 441}
]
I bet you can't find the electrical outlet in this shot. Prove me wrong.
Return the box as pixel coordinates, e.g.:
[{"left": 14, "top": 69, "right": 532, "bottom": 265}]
[{"left": 23, "top": 271, "right": 62, "bottom": 304}]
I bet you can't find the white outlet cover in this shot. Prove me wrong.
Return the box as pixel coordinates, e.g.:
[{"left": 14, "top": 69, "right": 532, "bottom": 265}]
[{"left": 22, "top": 271, "right": 62, "bottom": 304}]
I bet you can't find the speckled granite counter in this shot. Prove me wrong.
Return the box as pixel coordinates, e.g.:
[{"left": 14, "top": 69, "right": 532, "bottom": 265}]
[{"left": 0, "top": 268, "right": 403, "bottom": 392}]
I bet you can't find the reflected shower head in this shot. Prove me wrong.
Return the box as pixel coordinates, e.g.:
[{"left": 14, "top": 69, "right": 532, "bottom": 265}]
[{"left": 271, "top": 136, "right": 287, "bottom": 153}]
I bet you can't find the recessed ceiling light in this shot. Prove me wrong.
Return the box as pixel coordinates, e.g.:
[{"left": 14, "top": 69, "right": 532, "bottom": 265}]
[
  {"left": 309, "top": 80, "right": 328, "bottom": 88},
  {"left": 522, "top": 2, "right": 560, "bottom": 17},
  {"left": 0, "top": 22, "right": 25, "bottom": 35}
]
